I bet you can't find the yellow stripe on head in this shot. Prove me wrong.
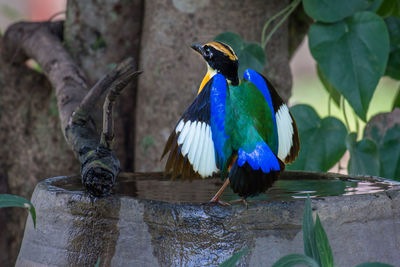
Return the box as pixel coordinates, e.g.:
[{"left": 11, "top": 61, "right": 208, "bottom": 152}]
[{"left": 205, "top": 41, "right": 238, "bottom": 61}]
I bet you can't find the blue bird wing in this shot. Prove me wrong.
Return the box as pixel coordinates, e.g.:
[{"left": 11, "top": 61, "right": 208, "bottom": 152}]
[
  {"left": 243, "top": 69, "right": 300, "bottom": 163},
  {"left": 210, "top": 74, "right": 233, "bottom": 174}
]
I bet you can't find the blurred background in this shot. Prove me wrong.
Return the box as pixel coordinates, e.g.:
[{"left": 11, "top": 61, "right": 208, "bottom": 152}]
[
  {"left": 1, "top": 0, "right": 397, "bottom": 125},
  {"left": 6, "top": 0, "right": 397, "bottom": 178}
]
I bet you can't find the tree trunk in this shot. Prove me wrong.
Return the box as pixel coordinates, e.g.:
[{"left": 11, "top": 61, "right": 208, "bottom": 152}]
[
  {"left": 0, "top": 40, "right": 79, "bottom": 263},
  {"left": 135, "top": 0, "right": 292, "bottom": 171}
]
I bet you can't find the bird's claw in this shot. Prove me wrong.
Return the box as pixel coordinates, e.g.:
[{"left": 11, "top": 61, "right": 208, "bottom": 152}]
[
  {"left": 209, "top": 197, "right": 231, "bottom": 206},
  {"left": 229, "top": 198, "right": 248, "bottom": 209}
]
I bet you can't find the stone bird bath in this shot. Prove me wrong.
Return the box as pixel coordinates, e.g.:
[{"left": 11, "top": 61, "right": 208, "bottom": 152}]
[{"left": 16, "top": 171, "right": 400, "bottom": 266}]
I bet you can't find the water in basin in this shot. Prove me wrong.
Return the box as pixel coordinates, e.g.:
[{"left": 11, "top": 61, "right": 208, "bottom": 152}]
[{"left": 49, "top": 171, "right": 400, "bottom": 203}]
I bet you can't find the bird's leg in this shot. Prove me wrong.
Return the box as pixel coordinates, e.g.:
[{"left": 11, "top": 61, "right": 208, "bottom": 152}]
[
  {"left": 210, "top": 178, "right": 230, "bottom": 205},
  {"left": 229, "top": 198, "right": 248, "bottom": 209}
]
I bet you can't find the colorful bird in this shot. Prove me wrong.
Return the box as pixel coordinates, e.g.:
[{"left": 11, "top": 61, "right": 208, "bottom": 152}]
[{"left": 161, "top": 41, "right": 299, "bottom": 203}]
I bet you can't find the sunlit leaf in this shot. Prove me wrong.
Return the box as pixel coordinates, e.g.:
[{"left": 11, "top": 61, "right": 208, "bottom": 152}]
[
  {"left": 0, "top": 194, "right": 36, "bottom": 228},
  {"left": 315, "top": 215, "right": 334, "bottom": 267},
  {"left": 287, "top": 105, "right": 347, "bottom": 171},
  {"left": 303, "top": 0, "right": 370, "bottom": 23},
  {"left": 219, "top": 249, "right": 250, "bottom": 267},
  {"left": 347, "top": 133, "right": 380, "bottom": 176},
  {"left": 309, "top": 11, "right": 390, "bottom": 120},
  {"left": 272, "top": 254, "right": 319, "bottom": 267}
]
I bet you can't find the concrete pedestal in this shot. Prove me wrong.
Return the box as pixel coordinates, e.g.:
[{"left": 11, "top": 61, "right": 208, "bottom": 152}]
[{"left": 16, "top": 172, "right": 400, "bottom": 266}]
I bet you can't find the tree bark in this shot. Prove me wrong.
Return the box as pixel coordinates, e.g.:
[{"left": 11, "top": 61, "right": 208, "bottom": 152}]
[
  {"left": 64, "top": 0, "right": 144, "bottom": 171},
  {"left": 135, "top": 0, "right": 292, "bottom": 172},
  {"left": 0, "top": 37, "right": 79, "bottom": 263}
]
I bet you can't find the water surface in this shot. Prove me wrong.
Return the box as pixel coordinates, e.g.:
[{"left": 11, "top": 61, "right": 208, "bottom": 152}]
[{"left": 50, "top": 171, "right": 400, "bottom": 203}]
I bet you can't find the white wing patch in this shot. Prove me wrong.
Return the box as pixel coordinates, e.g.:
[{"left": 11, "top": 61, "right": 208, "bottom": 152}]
[
  {"left": 276, "top": 104, "right": 294, "bottom": 161},
  {"left": 175, "top": 120, "right": 218, "bottom": 177}
]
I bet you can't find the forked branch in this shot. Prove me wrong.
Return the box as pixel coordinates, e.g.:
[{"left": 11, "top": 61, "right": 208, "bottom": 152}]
[{"left": 3, "top": 21, "right": 140, "bottom": 196}]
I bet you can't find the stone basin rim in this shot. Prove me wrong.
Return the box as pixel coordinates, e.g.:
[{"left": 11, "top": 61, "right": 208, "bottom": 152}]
[{"left": 37, "top": 170, "right": 400, "bottom": 206}]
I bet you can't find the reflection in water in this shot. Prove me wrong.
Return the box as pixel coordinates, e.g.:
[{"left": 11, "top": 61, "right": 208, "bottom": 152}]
[{"left": 51, "top": 172, "right": 400, "bottom": 204}]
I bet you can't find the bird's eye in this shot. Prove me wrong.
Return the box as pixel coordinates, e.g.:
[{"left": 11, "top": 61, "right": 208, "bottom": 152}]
[{"left": 205, "top": 48, "right": 213, "bottom": 58}]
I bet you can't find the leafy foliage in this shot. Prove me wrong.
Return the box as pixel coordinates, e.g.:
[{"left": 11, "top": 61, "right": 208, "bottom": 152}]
[
  {"left": 303, "top": 0, "right": 370, "bottom": 23},
  {"left": 385, "top": 17, "right": 400, "bottom": 80},
  {"left": 376, "top": 0, "right": 400, "bottom": 18},
  {"left": 287, "top": 105, "right": 347, "bottom": 172},
  {"left": 314, "top": 215, "right": 334, "bottom": 267},
  {"left": 272, "top": 254, "right": 319, "bottom": 267},
  {"left": 309, "top": 11, "right": 389, "bottom": 120},
  {"left": 347, "top": 133, "right": 380, "bottom": 176},
  {"left": 367, "top": 124, "right": 400, "bottom": 179},
  {"left": 317, "top": 65, "right": 341, "bottom": 108},
  {"left": 393, "top": 88, "right": 400, "bottom": 109},
  {"left": 0, "top": 194, "right": 36, "bottom": 228},
  {"left": 214, "top": 32, "right": 265, "bottom": 77}
]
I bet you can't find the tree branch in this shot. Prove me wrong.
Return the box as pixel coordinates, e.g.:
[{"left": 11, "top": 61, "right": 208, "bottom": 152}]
[{"left": 2, "top": 21, "right": 140, "bottom": 196}]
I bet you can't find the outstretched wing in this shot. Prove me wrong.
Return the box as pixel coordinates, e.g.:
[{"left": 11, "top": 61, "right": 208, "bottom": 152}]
[
  {"left": 243, "top": 69, "right": 300, "bottom": 163},
  {"left": 162, "top": 76, "right": 223, "bottom": 179}
]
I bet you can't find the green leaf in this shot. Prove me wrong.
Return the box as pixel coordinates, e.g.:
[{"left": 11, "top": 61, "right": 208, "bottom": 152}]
[
  {"left": 219, "top": 249, "right": 250, "bottom": 267},
  {"left": 94, "top": 257, "right": 101, "bottom": 267},
  {"left": 309, "top": 11, "right": 390, "bottom": 120},
  {"left": 385, "top": 50, "right": 400, "bottom": 79},
  {"left": 214, "top": 32, "right": 244, "bottom": 54},
  {"left": 236, "top": 43, "right": 266, "bottom": 77},
  {"left": 272, "top": 254, "right": 320, "bottom": 267},
  {"left": 393, "top": 87, "right": 400, "bottom": 109},
  {"left": 377, "top": 0, "right": 400, "bottom": 18},
  {"left": 355, "top": 263, "right": 395, "bottom": 267},
  {"left": 302, "top": 197, "right": 321, "bottom": 264},
  {"left": 314, "top": 215, "right": 334, "bottom": 267},
  {"left": 214, "top": 32, "right": 266, "bottom": 77},
  {"left": 303, "top": 0, "right": 370, "bottom": 23},
  {"left": 385, "top": 17, "right": 400, "bottom": 79},
  {"left": 347, "top": 133, "right": 380, "bottom": 176},
  {"left": 287, "top": 105, "right": 347, "bottom": 172},
  {"left": 367, "top": 0, "right": 384, "bottom": 12},
  {"left": 368, "top": 124, "right": 400, "bottom": 180},
  {"left": 317, "top": 65, "right": 341, "bottom": 107},
  {"left": 0, "top": 194, "right": 36, "bottom": 228}
]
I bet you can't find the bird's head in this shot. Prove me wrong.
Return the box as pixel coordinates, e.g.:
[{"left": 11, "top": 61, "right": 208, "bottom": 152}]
[{"left": 191, "top": 41, "right": 239, "bottom": 86}]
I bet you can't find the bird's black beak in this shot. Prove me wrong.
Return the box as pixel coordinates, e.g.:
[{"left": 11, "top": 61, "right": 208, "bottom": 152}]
[{"left": 190, "top": 44, "right": 206, "bottom": 57}]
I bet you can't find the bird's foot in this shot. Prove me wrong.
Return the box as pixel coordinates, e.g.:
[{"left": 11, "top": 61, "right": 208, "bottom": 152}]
[
  {"left": 209, "top": 196, "right": 231, "bottom": 206},
  {"left": 229, "top": 198, "right": 248, "bottom": 209}
]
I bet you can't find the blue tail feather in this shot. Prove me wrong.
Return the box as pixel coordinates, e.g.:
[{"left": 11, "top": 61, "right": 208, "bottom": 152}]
[{"left": 237, "top": 142, "right": 281, "bottom": 173}]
